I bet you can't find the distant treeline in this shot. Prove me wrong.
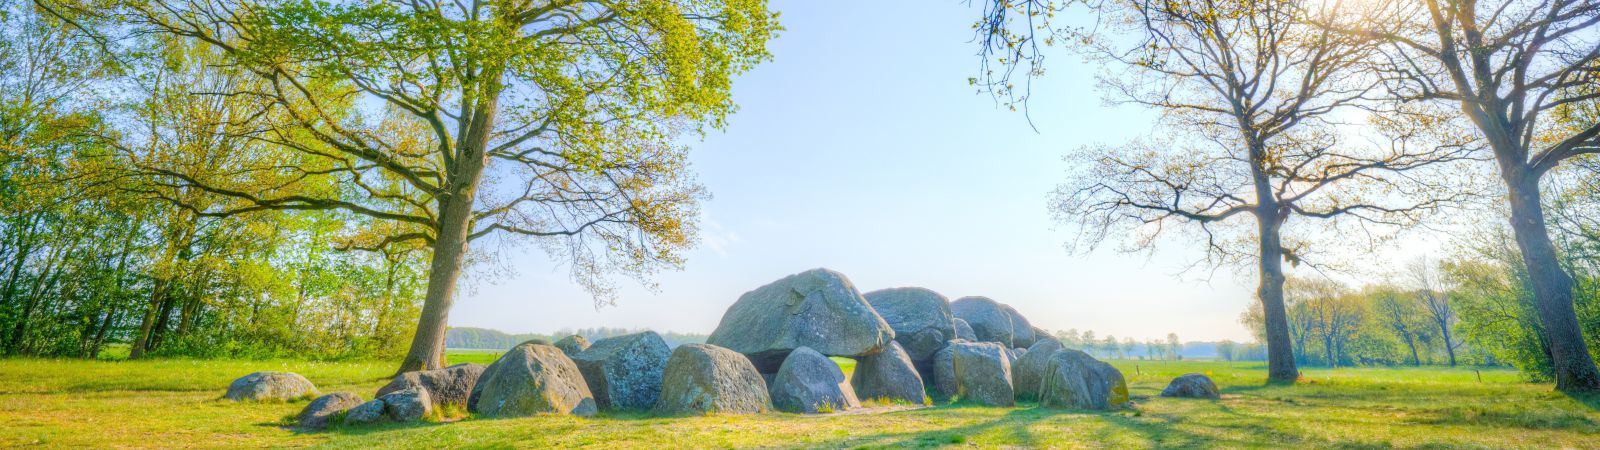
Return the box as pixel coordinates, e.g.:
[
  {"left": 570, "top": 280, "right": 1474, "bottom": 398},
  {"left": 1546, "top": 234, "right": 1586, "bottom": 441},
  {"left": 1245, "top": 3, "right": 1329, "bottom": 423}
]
[
  {"left": 446, "top": 327, "right": 708, "bottom": 350},
  {"left": 1052, "top": 329, "right": 1268, "bottom": 362}
]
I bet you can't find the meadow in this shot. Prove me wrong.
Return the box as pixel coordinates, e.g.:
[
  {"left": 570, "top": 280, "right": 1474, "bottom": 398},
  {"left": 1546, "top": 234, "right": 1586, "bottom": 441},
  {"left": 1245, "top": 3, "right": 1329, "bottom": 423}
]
[{"left": 2, "top": 351, "right": 1597, "bottom": 449}]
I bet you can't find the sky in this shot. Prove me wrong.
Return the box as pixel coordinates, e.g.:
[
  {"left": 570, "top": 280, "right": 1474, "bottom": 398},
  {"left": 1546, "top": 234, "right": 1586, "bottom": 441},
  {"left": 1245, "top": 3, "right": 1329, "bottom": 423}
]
[{"left": 450, "top": 1, "right": 1298, "bottom": 342}]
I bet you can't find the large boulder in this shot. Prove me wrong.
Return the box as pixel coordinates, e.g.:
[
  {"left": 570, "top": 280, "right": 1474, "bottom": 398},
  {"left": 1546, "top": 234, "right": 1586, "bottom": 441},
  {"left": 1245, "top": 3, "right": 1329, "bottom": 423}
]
[
  {"left": 225, "top": 372, "right": 316, "bottom": 402},
  {"left": 707, "top": 268, "right": 894, "bottom": 372},
  {"left": 377, "top": 363, "right": 485, "bottom": 409},
  {"left": 571, "top": 331, "right": 672, "bottom": 411},
  {"left": 769, "top": 347, "right": 860, "bottom": 413},
  {"left": 295, "top": 392, "right": 362, "bottom": 430},
  {"left": 862, "top": 287, "right": 956, "bottom": 364},
  {"left": 470, "top": 343, "right": 597, "bottom": 417},
  {"left": 950, "top": 297, "right": 1014, "bottom": 347},
  {"left": 953, "top": 318, "right": 976, "bottom": 341},
  {"left": 1039, "top": 349, "right": 1128, "bottom": 410},
  {"left": 1161, "top": 373, "right": 1221, "bottom": 399},
  {"left": 849, "top": 341, "right": 925, "bottom": 405},
  {"left": 1012, "top": 338, "right": 1064, "bottom": 401},
  {"left": 950, "top": 341, "right": 1015, "bottom": 407},
  {"left": 555, "top": 335, "right": 591, "bottom": 356},
  {"left": 655, "top": 343, "right": 771, "bottom": 415},
  {"left": 1000, "top": 304, "right": 1037, "bottom": 348}
]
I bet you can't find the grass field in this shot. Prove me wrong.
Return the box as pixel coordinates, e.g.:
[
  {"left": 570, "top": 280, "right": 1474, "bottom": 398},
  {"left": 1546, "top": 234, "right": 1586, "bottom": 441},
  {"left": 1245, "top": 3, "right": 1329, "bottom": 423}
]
[{"left": 2, "top": 352, "right": 1598, "bottom": 449}]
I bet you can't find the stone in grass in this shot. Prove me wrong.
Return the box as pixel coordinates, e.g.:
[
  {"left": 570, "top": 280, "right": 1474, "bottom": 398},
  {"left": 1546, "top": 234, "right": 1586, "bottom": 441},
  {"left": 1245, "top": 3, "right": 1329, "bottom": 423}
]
[
  {"left": 1039, "top": 349, "right": 1128, "bottom": 410},
  {"left": 344, "top": 399, "right": 387, "bottom": 425},
  {"left": 295, "top": 392, "right": 363, "bottom": 430},
  {"left": 1160, "top": 373, "right": 1221, "bottom": 399},
  {"left": 949, "top": 341, "right": 1014, "bottom": 407},
  {"left": 225, "top": 371, "right": 317, "bottom": 402},
  {"left": 849, "top": 341, "right": 926, "bottom": 405},
  {"left": 341, "top": 386, "right": 434, "bottom": 426},
  {"left": 929, "top": 340, "right": 964, "bottom": 403},
  {"left": 570, "top": 331, "right": 672, "bottom": 411},
  {"left": 1012, "top": 338, "right": 1064, "bottom": 401},
  {"left": 769, "top": 347, "right": 861, "bottom": 414},
  {"left": 377, "top": 363, "right": 485, "bottom": 409},
  {"left": 471, "top": 342, "right": 597, "bottom": 417},
  {"left": 555, "top": 335, "right": 591, "bottom": 357},
  {"left": 655, "top": 343, "right": 771, "bottom": 415}
]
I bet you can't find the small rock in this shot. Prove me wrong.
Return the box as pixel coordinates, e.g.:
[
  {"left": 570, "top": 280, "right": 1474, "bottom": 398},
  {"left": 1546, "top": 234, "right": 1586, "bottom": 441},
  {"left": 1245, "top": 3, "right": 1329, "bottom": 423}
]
[
  {"left": 296, "top": 392, "right": 362, "bottom": 430},
  {"left": 225, "top": 371, "right": 316, "bottom": 402},
  {"left": 344, "top": 399, "right": 387, "bottom": 425},
  {"left": 555, "top": 335, "right": 591, "bottom": 356},
  {"left": 1160, "top": 373, "right": 1220, "bottom": 399}
]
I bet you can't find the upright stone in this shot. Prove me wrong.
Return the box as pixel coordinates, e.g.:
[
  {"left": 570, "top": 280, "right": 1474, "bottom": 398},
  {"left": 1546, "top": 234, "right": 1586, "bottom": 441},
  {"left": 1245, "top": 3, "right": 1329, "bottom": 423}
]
[
  {"left": 1013, "top": 338, "right": 1064, "bottom": 401},
  {"left": 930, "top": 342, "right": 961, "bottom": 402},
  {"left": 950, "top": 341, "right": 1015, "bottom": 407},
  {"left": 380, "top": 386, "right": 433, "bottom": 422},
  {"left": 849, "top": 341, "right": 925, "bottom": 405},
  {"left": 655, "top": 343, "right": 771, "bottom": 415},
  {"left": 225, "top": 372, "right": 317, "bottom": 402},
  {"left": 470, "top": 343, "right": 597, "bottom": 417},
  {"left": 555, "top": 335, "right": 591, "bottom": 356},
  {"left": 571, "top": 331, "right": 672, "bottom": 410},
  {"left": 707, "top": 268, "right": 894, "bottom": 372},
  {"left": 1039, "top": 349, "right": 1128, "bottom": 410},
  {"left": 950, "top": 297, "right": 1014, "bottom": 347},
  {"left": 378, "top": 363, "right": 485, "bottom": 409},
  {"left": 768, "top": 347, "right": 861, "bottom": 413}
]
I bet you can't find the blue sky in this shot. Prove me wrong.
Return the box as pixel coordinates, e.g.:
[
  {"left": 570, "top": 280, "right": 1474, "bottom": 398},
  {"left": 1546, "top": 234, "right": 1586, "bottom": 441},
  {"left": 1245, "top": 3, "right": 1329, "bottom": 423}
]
[{"left": 451, "top": 0, "right": 1262, "bottom": 342}]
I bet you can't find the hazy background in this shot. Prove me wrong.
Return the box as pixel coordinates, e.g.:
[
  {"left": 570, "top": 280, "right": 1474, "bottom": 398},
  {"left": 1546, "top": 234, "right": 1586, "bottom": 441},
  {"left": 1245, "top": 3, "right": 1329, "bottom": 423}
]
[{"left": 452, "top": 0, "right": 1328, "bottom": 342}]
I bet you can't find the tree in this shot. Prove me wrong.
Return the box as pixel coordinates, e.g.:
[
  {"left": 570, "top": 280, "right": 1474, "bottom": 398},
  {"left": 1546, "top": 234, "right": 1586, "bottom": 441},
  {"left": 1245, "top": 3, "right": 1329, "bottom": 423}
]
[
  {"left": 1166, "top": 333, "right": 1181, "bottom": 360},
  {"left": 49, "top": 0, "right": 779, "bottom": 372},
  {"left": 1408, "top": 257, "right": 1461, "bottom": 365},
  {"left": 1030, "top": 0, "right": 1471, "bottom": 383},
  {"left": 1217, "top": 339, "right": 1238, "bottom": 362},
  {"left": 1298, "top": 280, "right": 1361, "bottom": 367},
  {"left": 1351, "top": 0, "right": 1600, "bottom": 392},
  {"left": 1373, "top": 287, "right": 1427, "bottom": 365}
]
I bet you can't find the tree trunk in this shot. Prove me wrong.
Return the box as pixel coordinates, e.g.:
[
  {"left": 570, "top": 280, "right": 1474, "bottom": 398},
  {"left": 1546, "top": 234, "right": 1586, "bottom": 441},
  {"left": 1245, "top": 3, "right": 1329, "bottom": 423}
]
[
  {"left": 128, "top": 278, "right": 169, "bottom": 359},
  {"left": 1440, "top": 320, "right": 1457, "bottom": 366},
  {"left": 396, "top": 73, "right": 501, "bottom": 374},
  {"left": 1406, "top": 334, "right": 1420, "bottom": 366},
  {"left": 1503, "top": 172, "right": 1600, "bottom": 392},
  {"left": 1257, "top": 215, "right": 1298, "bottom": 382}
]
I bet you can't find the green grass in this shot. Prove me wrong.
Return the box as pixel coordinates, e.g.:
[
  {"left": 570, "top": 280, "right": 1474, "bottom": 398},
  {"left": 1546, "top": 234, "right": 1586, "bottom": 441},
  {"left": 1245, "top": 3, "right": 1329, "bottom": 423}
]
[{"left": 2, "top": 354, "right": 1597, "bottom": 448}]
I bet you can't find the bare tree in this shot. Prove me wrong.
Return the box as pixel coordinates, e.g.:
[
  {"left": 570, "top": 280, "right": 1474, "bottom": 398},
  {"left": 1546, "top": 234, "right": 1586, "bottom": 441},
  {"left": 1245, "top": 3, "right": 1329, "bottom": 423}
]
[
  {"left": 1408, "top": 256, "right": 1461, "bottom": 365},
  {"left": 1016, "top": 0, "right": 1475, "bottom": 383},
  {"left": 1348, "top": 0, "right": 1600, "bottom": 392}
]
